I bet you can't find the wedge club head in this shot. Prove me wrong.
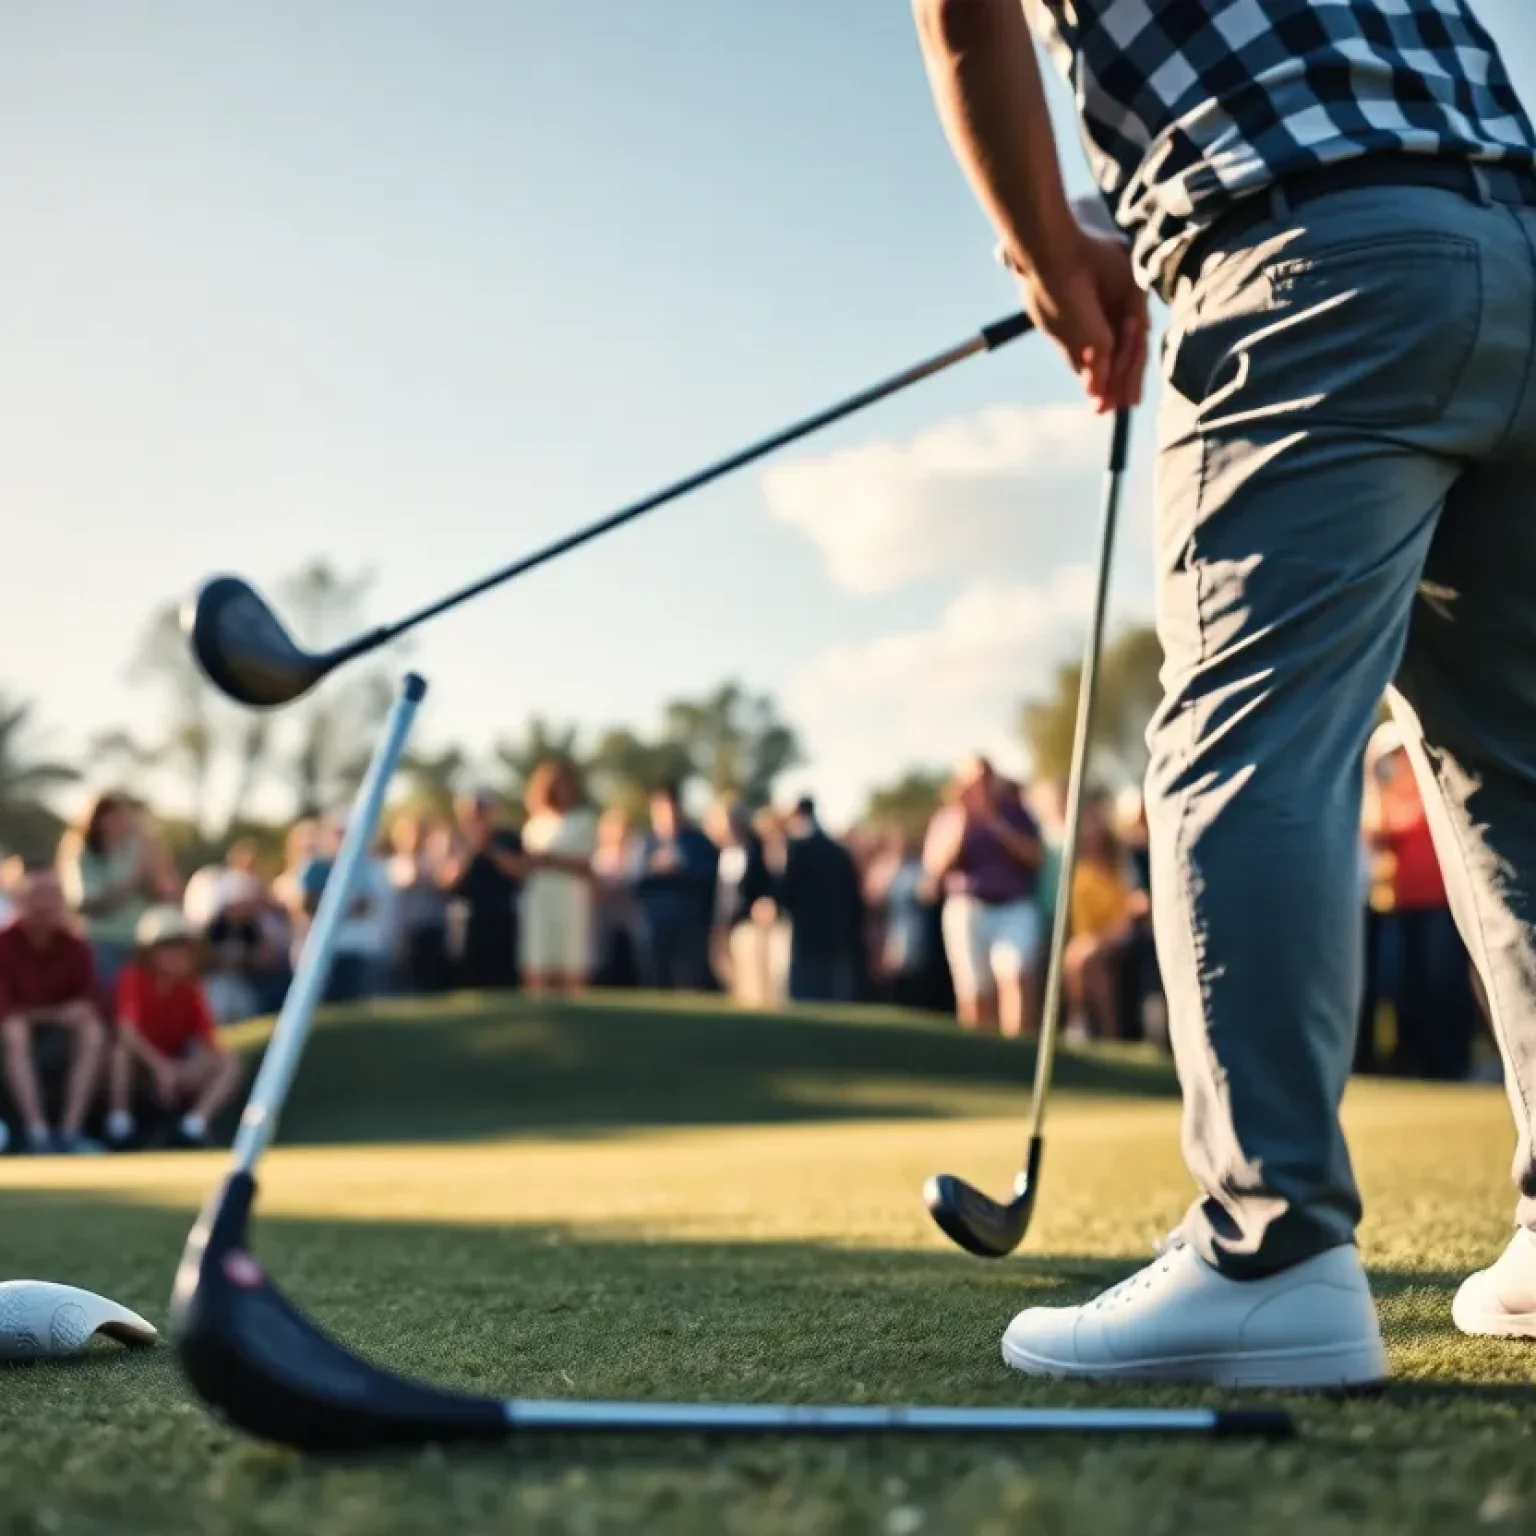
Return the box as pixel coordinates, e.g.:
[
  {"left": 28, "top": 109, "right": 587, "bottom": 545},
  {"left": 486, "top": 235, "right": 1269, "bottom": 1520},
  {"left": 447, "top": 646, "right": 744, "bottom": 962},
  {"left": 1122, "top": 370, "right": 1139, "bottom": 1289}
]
[
  {"left": 923, "top": 1137, "right": 1042, "bottom": 1259},
  {"left": 185, "top": 576, "right": 335, "bottom": 707}
]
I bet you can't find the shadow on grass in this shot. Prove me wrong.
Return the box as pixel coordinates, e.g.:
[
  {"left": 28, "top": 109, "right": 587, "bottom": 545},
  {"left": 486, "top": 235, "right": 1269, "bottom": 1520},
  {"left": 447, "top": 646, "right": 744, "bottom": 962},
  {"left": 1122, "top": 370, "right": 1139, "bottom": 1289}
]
[
  {"left": 218, "top": 991, "right": 1178, "bottom": 1147},
  {"left": 2, "top": 1187, "right": 1527, "bottom": 1429}
]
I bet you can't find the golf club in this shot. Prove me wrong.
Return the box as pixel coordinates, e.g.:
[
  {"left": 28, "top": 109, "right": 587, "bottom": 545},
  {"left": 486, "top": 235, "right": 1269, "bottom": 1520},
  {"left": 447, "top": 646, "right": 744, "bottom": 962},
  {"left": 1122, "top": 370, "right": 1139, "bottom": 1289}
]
[
  {"left": 186, "top": 312, "right": 1036, "bottom": 708},
  {"left": 924, "top": 407, "right": 1132, "bottom": 1258},
  {"left": 171, "top": 667, "right": 1294, "bottom": 1451}
]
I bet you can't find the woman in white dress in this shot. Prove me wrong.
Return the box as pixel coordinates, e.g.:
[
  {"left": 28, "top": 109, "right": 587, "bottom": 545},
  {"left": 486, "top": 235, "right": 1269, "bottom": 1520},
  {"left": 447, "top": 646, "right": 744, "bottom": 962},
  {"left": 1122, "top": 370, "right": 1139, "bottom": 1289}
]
[{"left": 518, "top": 760, "right": 598, "bottom": 996}]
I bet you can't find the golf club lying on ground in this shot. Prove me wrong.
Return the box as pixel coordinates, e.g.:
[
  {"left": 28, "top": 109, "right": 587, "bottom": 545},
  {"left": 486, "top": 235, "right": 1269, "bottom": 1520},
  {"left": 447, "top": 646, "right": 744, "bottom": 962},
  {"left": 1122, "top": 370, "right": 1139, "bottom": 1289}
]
[
  {"left": 185, "top": 312, "right": 1038, "bottom": 707},
  {"left": 170, "top": 668, "right": 1295, "bottom": 1451},
  {"left": 924, "top": 407, "right": 1132, "bottom": 1259}
]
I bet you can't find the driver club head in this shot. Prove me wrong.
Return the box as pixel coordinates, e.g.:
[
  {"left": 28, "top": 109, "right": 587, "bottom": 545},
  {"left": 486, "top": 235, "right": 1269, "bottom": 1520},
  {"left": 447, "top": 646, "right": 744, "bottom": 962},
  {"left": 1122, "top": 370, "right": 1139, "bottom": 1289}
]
[{"left": 185, "top": 575, "right": 330, "bottom": 708}]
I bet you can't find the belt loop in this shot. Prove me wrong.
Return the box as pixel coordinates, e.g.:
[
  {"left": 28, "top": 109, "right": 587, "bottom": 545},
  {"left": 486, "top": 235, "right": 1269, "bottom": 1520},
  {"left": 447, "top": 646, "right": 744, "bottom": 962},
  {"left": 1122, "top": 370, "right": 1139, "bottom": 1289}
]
[
  {"left": 1268, "top": 184, "right": 1291, "bottom": 224},
  {"left": 1469, "top": 163, "right": 1493, "bottom": 206}
]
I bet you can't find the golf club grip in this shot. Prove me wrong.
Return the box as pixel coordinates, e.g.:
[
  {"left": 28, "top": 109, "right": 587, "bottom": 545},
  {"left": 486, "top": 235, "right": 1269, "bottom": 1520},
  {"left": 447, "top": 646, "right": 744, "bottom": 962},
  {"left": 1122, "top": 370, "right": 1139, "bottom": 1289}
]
[{"left": 980, "top": 311, "right": 1034, "bottom": 350}]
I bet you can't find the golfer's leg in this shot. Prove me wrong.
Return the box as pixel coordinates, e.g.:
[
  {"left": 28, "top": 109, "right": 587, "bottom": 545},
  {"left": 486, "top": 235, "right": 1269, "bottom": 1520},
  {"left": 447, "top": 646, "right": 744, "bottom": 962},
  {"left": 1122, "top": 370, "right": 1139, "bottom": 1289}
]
[
  {"left": 1394, "top": 455, "right": 1536, "bottom": 1228},
  {"left": 1, "top": 1016, "right": 47, "bottom": 1136},
  {"left": 1148, "top": 204, "right": 1482, "bottom": 1277}
]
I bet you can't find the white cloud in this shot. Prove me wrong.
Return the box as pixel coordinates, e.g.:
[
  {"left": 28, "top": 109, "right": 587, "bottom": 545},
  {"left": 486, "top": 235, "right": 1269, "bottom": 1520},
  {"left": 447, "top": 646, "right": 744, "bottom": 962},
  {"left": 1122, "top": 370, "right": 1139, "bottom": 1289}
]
[
  {"left": 761, "top": 402, "right": 1121, "bottom": 595},
  {"left": 780, "top": 569, "right": 1118, "bottom": 825}
]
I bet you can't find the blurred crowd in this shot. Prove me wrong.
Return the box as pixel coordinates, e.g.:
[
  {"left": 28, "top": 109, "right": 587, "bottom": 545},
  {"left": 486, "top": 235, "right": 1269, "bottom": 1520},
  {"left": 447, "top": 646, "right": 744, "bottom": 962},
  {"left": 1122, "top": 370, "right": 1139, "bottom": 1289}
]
[{"left": 0, "top": 725, "right": 1488, "bottom": 1152}]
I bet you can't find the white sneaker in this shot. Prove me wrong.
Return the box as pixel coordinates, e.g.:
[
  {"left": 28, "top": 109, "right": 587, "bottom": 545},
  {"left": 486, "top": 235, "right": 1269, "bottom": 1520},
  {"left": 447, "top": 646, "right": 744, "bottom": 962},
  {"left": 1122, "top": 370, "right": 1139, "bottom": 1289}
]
[
  {"left": 1453, "top": 1229, "right": 1536, "bottom": 1337},
  {"left": 1001, "top": 1234, "right": 1389, "bottom": 1389}
]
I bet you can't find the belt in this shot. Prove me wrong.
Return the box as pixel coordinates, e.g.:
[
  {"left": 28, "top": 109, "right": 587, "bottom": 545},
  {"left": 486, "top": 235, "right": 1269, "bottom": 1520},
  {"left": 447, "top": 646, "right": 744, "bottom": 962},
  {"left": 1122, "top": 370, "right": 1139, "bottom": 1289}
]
[{"left": 1166, "top": 153, "right": 1536, "bottom": 298}]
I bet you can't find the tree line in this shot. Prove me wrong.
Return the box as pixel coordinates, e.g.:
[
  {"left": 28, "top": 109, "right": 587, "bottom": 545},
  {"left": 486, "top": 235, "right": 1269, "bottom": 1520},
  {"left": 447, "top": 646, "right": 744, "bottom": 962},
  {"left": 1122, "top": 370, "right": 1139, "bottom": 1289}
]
[{"left": 0, "top": 559, "right": 1164, "bottom": 868}]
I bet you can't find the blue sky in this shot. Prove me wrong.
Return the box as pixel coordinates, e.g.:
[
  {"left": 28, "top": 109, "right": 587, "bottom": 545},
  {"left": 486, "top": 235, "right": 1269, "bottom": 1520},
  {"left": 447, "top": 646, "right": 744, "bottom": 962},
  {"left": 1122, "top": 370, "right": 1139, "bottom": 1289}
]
[{"left": 4, "top": 1, "right": 1534, "bottom": 828}]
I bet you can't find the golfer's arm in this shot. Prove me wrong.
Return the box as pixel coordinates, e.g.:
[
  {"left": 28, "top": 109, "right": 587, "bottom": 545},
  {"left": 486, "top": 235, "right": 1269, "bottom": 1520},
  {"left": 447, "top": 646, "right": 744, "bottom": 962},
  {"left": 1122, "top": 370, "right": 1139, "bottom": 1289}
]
[{"left": 913, "top": 0, "right": 1077, "bottom": 277}]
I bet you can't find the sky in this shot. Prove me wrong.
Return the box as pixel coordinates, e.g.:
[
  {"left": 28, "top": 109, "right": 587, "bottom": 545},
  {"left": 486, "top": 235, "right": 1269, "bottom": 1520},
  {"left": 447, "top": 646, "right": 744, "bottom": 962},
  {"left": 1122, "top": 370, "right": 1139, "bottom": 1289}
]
[{"left": 4, "top": 0, "right": 1534, "bottom": 829}]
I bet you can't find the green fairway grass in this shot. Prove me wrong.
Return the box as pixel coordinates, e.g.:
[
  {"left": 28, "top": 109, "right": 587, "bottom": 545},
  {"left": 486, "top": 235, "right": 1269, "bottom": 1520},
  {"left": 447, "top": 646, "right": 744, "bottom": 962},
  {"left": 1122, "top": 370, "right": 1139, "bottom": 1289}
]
[{"left": 1, "top": 993, "right": 1533, "bottom": 1534}]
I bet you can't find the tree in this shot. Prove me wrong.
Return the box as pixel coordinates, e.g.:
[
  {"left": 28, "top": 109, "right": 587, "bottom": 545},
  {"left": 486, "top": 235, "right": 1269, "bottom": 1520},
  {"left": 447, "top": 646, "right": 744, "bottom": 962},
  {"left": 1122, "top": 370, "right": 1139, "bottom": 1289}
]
[
  {"left": 1020, "top": 625, "right": 1164, "bottom": 788},
  {"left": 585, "top": 727, "right": 693, "bottom": 822},
  {"left": 95, "top": 599, "right": 273, "bottom": 838},
  {"left": 861, "top": 768, "right": 948, "bottom": 843},
  {"left": 660, "top": 681, "right": 802, "bottom": 809},
  {"left": 398, "top": 744, "right": 471, "bottom": 823},
  {"left": 494, "top": 717, "right": 586, "bottom": 811},
  {"left": 0, "top": 693, "right": 76, "bottom": 860}
]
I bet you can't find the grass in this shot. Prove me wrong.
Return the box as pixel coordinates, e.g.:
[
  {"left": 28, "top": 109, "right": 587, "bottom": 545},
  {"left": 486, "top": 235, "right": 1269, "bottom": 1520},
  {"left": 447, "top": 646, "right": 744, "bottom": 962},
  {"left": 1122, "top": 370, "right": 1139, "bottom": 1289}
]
[{"left": 1, "top": 992, "right": 1534, "bottom": 1534}]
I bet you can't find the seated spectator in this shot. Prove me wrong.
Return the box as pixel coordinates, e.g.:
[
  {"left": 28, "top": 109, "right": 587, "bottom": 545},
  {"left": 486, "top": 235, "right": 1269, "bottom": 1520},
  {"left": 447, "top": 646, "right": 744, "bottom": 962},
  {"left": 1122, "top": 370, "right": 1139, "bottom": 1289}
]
[
  {"left": 635, "top": 784, "right": 719, "bottom": 991},
  {"left": 0, "top": 864, "right": 108, "bottom": 1154},
  {"left": 57, "top": 792, "right": 179, "bottom": 1008},
  {"left": 519, "top": 760, "right": 599, "bottom": 997},
  {"left": 1064, "top": 794, "right": 1137, "bottom": 1040},
  {"left": 925, "top": 755, "right": 1044, "bottom": 1038},
  {"left": 105, "top": 906, "right": 244, "bottom": 1149},
  {"left": 203, "top": 871, "right": 290, "bottom": 1023},
  {"left": 388, "top": 812, "right": 451, "bottom": 994}
]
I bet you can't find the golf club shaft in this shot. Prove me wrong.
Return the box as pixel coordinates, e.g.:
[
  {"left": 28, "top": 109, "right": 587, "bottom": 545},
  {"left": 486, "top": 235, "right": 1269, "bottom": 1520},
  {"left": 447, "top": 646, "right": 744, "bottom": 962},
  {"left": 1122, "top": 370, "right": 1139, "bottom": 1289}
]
[
  {"left": 230, "top": 673, "right": 427, "bottom": 1172},
  {"left": 503, "top": 1399, "right": 1291, "bottom": 1438},
  {"left": 1028, "top": 409, "right": 1131, "bottom": 1143},
  {"left": 331, "top": 313, "right": 1034, "bottom": 664}
]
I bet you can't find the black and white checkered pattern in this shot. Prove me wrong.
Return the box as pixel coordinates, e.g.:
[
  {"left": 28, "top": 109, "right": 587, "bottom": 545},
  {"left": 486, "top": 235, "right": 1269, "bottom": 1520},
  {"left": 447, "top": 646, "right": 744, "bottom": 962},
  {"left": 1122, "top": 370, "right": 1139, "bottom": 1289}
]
[{"left": 1024, "top": 0, "right": 1536, "bottom": 288}]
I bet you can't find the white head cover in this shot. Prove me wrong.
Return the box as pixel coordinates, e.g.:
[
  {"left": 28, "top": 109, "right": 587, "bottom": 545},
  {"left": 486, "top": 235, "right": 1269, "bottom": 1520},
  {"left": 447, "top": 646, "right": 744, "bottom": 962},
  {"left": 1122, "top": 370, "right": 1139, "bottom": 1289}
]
[{"left": 0, "top": 1280, "right": 158, "bottom": 1361}]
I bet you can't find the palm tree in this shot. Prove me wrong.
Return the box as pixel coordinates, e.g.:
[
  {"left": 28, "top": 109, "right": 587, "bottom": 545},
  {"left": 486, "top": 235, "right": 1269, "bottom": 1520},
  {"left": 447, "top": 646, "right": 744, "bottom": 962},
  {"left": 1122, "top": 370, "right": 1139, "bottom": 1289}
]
[{"left": 0, "top": 692, "right": 78, "bottom": 859}]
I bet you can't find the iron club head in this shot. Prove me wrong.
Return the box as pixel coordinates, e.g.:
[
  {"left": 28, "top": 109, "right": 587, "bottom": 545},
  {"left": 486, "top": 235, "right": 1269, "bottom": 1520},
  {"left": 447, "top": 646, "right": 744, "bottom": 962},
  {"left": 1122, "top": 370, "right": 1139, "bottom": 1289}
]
[
  {"left": 923, "top": 1137, "right": 1043, "bottom": 1259},
  {"left": 184, "top": 576, "right": 333, "bottom": 708}
]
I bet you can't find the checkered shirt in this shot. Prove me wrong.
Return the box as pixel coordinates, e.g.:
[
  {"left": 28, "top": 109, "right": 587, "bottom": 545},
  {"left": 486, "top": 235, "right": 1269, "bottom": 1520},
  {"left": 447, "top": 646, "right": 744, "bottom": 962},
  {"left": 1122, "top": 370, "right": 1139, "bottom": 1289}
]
[{"left": 1023, "top": 0, "right": 1536, "bottom": 290}]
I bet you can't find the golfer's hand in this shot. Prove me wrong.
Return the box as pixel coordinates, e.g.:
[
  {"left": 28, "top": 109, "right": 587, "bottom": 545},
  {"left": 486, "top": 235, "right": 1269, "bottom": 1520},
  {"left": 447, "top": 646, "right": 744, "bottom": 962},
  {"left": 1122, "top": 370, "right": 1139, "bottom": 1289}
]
[{"left": 1003, "top": 230, "right": 1148, "bottom": 414}]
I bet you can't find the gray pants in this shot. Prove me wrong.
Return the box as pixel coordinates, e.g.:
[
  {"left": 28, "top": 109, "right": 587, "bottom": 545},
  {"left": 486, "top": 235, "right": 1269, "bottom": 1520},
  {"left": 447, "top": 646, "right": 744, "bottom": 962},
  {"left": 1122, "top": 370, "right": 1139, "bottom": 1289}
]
[{"left": 1152, "top": 175, "right": 1536, "bottom": 1278}]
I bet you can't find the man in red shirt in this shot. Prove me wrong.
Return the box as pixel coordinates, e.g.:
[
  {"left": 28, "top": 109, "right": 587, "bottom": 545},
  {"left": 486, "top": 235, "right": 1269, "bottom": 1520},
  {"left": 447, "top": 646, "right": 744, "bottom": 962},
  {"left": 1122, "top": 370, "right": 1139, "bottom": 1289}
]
[
  {"left": 0, "top": 864, "right": 107, "bottom": 1153},
  {"left": 105, "top": 905, "right": 243, "bottom": 1149}
]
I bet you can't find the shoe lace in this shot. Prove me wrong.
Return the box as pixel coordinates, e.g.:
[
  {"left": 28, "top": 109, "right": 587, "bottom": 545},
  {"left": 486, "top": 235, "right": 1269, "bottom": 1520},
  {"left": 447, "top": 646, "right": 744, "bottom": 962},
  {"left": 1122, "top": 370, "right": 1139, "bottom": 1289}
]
[{"left": 1088, "top": 1230, "right": 1188, "bottom": 1312}]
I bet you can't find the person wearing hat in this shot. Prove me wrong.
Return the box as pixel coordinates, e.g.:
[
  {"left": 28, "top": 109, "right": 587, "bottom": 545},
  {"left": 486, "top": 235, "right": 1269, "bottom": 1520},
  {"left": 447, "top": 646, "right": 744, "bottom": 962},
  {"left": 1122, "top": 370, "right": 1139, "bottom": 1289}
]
[{"left": 104, "top": 904, "right": 244, "bottom": 1150}]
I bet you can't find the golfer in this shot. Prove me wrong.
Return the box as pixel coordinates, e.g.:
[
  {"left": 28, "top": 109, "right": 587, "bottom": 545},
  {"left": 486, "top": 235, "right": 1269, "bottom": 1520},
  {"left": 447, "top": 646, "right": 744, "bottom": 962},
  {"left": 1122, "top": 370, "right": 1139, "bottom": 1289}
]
[{"left": 915, "top": 0, "right": 1536, "bottom": 1386}]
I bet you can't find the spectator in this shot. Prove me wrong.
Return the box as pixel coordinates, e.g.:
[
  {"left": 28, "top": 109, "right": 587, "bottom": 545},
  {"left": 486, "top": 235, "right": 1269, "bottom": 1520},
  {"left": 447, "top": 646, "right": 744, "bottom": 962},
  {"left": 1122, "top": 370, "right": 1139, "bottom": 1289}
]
[
  {"left": 57, "top": 792, "right": 178, "bottom": 1006},
  {"left": 1112, "top": 787, "right": 1165, "bottom": 1044},
  {"left": 442, "top": 791, "right": 526, "bottom": 991},
  {"left": 707, "top": 798, "right": 777, "bottom": 1007},
  {"left": 105, "top": 905, "right": 244, "bottom": 1149},
  {"left": 387, "top": 812, "right": 452, "bottom": 994},
  {"left": 203, "top": 870, "right": 290, "bottom": 1023},
  {"left": 1064, "top": 794, "right": 1136, "bottom": 1040},
  {"left": 0, "top": 856, "right": 18, "bottom": 927},
  {"left": 634, "top": 784, "right": 718, "bottom": 991},
  {"left": 768, "top": 796, "right": 864, "bottom": 1004},
  {"left": 297, "top": 815, "right": 394, "bottom": 1004},
  {"left": 924, "top": 755, "right": 1044, "bottom": 1038},
  {"left": 0, "top": 864, "right": 107, "bottom": 1154},
  {"left": 865, "top": 829, "right": 932, "bottom": 1010},
  {"left": 1364, "top": 721, "right": 1476, "bottom": 1080},
  {"left": 590, "top": 807, "right": 643, "bottom": 987},
  {"left": 519, "top": 760, "right": 599, "bottom": 997}
]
